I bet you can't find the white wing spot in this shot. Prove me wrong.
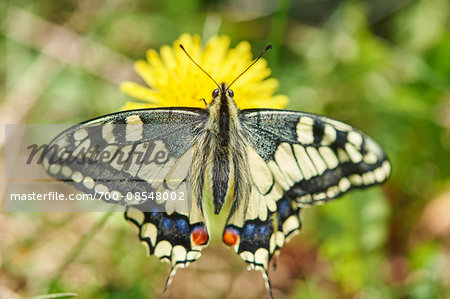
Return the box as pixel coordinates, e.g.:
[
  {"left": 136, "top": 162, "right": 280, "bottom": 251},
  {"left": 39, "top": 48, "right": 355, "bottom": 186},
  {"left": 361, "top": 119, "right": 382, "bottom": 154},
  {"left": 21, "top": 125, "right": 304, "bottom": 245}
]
[
  {"left": 127, "top": 207, "right": 145, "bottom": 225},
  {"left": 265, "top": 196, "right": 277, "bottom": 212},
  {"left": 293, "top": 144, "right": 317, "bottom": 179},
  {"left": 102, "top": 123, "right": 116, "bottom": 142},
  {"left": 125, "top": 115, "right": 144, "bottom": 142},
  {"left": 298, "top": 194, "right": 312, "bottom": 204},
  {"left": 94, "top": 184, "right": 109, "bottom": 193},
  {"left": 248, "top": 146, "right": 274, "bottom": 194},
  {"left": 269, "top": 233, "right": 276, "bottom": 253},
  {"left": 282, "top": 215, "right": 300, "bottom": 235},
  {"left": 306, "top": 147, "right": 327, "bottom": 175},
  {"left": 326, "top": 119, "right": 352, "bottom": 131},
  {"left": 240, "top": 251, "right": 255, "bottom": 263},
  {"left": 275, "top": 143, "right": 303, "bottom": 184},
  {"left": 171, "top": 245, "right": 187, "bottom": 264},
  {"left": 254, "top": 248, "right": 269, "bottom": 268},
  {"left": 275, "top": 231, "right": 285, "bottom": 248},
  {"left": 382, "top": 161, "right": 391, "bottom": 177},
  {"left": 337, "top": 148, "right": 350, "bottom": 163},
  {"left": 154, "top": 240, "right": 172, "bottom": 258},
  {"left": 187, "top": 251, "right": 201, "bottom": 261},
  {"left": 319, "top": 147, "right": 339, "bottom": 169},
  {"left": 362, "top": 171, "right": 375, "bottom": 185},
  {"left": 345, "top": 143, "right": 362, "bottom": 163},
  {"left": 71, "top": 171, "right": 83, "bottom": 183},
  {"left": 364, "top": 152, "right": 378, "bottom": 164},
  {"left": 312, "top": 192, "right": 326, "bottom": 202},
  {"left": 73, "top": 129, "right": 88, "bottom": 141},
  {"left": 267, "top": 161, "right": 291, "bottom": 190},
  {"left": 348, "top": 131, "right": 363, "bottom": 148},
  {"left": 374, "top": 167, "right": 385, "bottom": 182},
  {"left": 49, "top": 164, "right": 61, "bottom": 175},
  {"left": 321, "top": 124, "right": 337, "bottom": 145},
  {"left": 109, "top": 145, "right": 133, "bottom": 172},
  {"left": 82, "top": 176, "right": 95, "bottom": 189},
  {"left": 338, "top": 177, "right": 351, "bottom": 192},
  {"left": 61, "top": 166, "right": 72, "bottom": 177},
  {"left": 349, "top": 174, "right": 363, "bottom": 186},
  {"left": 296, "top": 117, "right": 314, "bottom": 144},
  {"left": 100, "top": 145, "right": 119, "bottom": 163},
  {"left": 326, "top": 185, "right": 340, "bottom": 198},
  {"left": 264, "top": 182, "right": 284, "bottom": 204}
]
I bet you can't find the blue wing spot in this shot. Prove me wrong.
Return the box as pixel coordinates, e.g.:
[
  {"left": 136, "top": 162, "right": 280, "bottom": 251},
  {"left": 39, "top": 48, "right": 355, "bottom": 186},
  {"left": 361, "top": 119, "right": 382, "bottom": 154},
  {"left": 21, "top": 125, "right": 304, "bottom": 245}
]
[
  {"left": 278, "top": 199, "right": 289, "bottom": 215},
  {"left": 162, "top": 217, "right": 173, "bottom": 230},
  {"left": 151, "top": 212, "right": 159, "bottom": 217},
  {"left": 257, "top": 224, "right": 269, "bottom": 236},
  {"left": 244, "top": 223, "right": 256, "bottom": 239},
  {"left": 175, "top": 218, "right": 189, "bottom": 234}
]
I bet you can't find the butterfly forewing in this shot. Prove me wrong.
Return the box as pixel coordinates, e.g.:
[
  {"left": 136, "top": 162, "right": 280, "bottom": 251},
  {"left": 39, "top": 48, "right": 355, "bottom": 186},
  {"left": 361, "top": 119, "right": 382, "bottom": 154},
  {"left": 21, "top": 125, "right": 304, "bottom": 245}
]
[{"left": 240, "top": 109, "right": 390, "bottom": 205}]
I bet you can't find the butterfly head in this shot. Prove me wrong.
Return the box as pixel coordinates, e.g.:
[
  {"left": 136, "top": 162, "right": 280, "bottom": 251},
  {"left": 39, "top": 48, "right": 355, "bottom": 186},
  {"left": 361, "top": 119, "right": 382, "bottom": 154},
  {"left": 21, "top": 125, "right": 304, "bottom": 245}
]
[
  {"left": 212, "top": 83, "right": 234, "bottom": 99},
  {"left": 179, "top": 43, "right": 271, "bottom": 105}
]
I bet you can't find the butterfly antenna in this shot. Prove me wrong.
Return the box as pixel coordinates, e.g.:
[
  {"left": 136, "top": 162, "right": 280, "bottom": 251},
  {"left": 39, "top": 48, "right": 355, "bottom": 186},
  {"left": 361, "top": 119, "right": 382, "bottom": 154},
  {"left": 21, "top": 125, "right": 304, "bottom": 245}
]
[
  {"left": 179, "top": 44, "right": 221, "bottom": 90},
  {"left": 227, "top": 45, "right": 272, "bottom": 90}
]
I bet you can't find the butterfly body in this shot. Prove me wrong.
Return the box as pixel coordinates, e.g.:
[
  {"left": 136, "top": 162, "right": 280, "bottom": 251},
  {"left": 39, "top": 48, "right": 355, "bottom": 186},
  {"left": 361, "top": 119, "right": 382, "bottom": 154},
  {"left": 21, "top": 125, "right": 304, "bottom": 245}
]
[
  {"left": 43, "top": 83, "right": 390, "bottom": 296},
  {"left": 199, "top": 83, "right": 251, "bottom": 217}
]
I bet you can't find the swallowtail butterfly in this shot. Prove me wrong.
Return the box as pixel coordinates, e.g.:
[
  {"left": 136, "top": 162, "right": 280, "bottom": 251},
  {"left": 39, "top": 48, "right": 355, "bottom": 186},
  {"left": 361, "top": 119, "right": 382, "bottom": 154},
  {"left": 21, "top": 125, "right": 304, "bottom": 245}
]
[{"left": 43, "top": 45, "right": 390, "bottom": 297}]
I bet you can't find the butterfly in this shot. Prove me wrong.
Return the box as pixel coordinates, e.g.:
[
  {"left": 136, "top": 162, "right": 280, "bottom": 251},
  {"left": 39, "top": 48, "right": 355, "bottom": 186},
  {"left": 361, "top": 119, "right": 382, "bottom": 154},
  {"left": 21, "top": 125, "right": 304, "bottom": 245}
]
[{"left": 43, "top": 45, "right": 390, "bottom": 297}]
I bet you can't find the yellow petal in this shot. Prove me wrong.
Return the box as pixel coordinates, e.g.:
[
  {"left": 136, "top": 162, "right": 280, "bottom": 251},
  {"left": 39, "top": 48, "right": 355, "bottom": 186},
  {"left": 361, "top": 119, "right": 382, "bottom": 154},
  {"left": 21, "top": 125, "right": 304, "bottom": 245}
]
[
  {"left": 121, "top": 34, "right": 289, "bottom": 110},
  {"left": 121, "top": 101, "right": 160, "bottom": 111},
  {"left": 120, "top": 82, "right": 164, "bottom": 103}
]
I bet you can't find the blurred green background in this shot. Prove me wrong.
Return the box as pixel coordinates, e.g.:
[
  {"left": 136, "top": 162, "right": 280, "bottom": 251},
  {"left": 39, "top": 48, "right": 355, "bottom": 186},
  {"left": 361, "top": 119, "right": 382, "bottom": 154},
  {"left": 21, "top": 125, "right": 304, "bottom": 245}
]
[{"left": 1, "top": 0, "right": 450, "bottom": 298}]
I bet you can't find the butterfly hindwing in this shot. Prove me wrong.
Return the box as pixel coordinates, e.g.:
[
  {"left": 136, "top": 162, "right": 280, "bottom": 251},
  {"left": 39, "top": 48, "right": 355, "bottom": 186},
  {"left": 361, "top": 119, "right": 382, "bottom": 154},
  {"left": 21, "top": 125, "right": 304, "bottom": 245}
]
[
  {"left": 224, "top": 144, "right": 303, "bottom": 294},
  {"left": 43, "top": 108, "right": 210, "bottom": 286},
  {"left": 124, "top": 201, "right": 209, "bottom": 289}
]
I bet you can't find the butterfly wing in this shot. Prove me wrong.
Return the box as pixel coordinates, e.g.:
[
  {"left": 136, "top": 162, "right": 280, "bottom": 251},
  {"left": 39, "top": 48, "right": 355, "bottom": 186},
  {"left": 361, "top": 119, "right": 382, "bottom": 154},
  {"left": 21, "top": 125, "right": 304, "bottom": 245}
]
[
  {"left": 43, "top": 108, "right": 210, "bottom": 288},
  {"left": 224, "top": 109, "right": 390, "bottom": 292},
  {"left": 241, "top": 109, "right": 390, "bottom": 204}
]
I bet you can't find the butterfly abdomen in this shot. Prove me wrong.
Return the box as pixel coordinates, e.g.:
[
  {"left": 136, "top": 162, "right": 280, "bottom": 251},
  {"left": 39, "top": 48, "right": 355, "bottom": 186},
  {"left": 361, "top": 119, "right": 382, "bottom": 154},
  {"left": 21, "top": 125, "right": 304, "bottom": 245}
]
[{"left": 211, "top": 143, "right": 231, "bottom": 214}]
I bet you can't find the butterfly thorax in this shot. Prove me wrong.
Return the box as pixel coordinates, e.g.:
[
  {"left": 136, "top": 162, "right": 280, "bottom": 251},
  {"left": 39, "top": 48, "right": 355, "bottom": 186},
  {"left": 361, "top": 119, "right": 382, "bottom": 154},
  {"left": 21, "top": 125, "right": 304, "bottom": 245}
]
[{"left": 206, "top": 83, "right": 239, "bottom": 144}]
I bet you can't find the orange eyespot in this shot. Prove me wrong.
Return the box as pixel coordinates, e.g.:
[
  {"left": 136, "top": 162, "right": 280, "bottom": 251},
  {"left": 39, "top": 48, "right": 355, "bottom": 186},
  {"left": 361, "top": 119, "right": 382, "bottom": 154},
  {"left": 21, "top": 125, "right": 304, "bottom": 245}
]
[
  {"left": 223, "top": 227, "right": 240, "bottom": 246},
  {"left": 191, "top": 227, "right": 208, "bottom": 245}
]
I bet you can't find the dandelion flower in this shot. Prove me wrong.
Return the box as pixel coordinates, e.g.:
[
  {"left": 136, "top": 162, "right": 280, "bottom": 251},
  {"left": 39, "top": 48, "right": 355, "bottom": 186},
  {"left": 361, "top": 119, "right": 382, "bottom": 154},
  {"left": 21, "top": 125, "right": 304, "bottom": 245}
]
[{"left": 120, "top": 34, "right": 288, "bottom": 110}]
